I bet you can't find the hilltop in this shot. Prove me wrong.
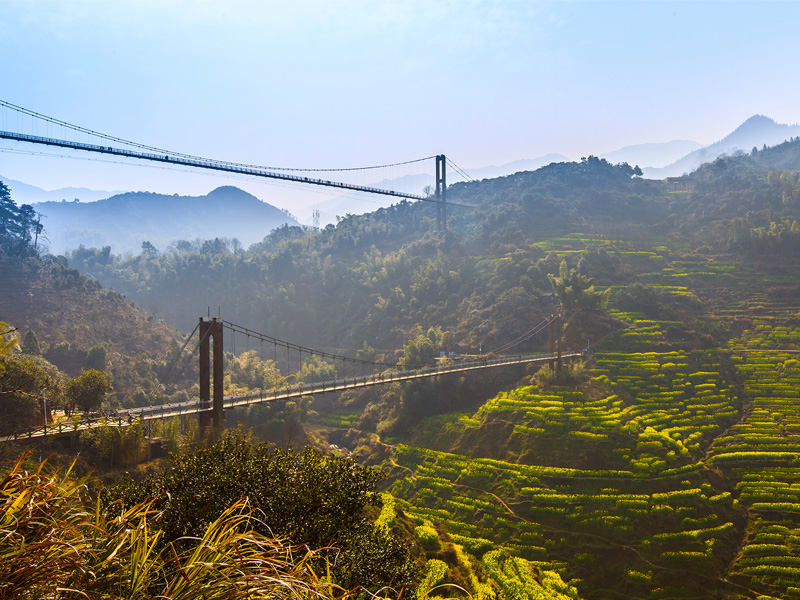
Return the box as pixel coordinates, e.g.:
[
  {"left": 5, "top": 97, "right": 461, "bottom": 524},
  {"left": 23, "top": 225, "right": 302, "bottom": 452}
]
[{"left": 33, "top": 185, "right": 298, "bottom": 254}]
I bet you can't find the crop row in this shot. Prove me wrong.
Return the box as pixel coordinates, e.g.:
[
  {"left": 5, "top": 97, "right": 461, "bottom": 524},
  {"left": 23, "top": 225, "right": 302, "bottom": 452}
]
[
  {"left": 386, "top": 332, "right": 777, "bottom": 598},
  {"left": 479, "top": 349, "right": 738, "bottom": 474}
]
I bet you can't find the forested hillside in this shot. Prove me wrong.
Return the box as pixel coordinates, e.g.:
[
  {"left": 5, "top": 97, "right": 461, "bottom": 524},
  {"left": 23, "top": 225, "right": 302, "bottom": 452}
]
[
  {"left": 67, "top": 158, "right": 660, "bottom": 354},
  {"left": 67, "top": 142, "right": 800, "bottom": 355}
]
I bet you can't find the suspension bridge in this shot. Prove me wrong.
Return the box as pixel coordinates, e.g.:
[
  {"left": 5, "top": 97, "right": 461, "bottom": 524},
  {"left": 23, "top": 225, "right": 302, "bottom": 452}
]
[
  {"left": 0, "top": 99, "right": 475, "bottom": 230},
  {"left": 4, "top": 315, "right": 581, "bottom": 442}
]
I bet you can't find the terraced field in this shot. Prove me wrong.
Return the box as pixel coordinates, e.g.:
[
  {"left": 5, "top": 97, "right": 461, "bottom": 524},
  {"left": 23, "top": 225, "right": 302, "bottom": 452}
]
[
  {"left": 382, "top": 243, "right": 800, "bottom": 600},
  {"left": 389, "top": 351, "right": 744, "bottom": 598}
]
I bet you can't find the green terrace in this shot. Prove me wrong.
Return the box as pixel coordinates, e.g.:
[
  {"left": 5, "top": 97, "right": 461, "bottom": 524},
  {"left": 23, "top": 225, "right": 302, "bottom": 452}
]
[
  {"left": 536, "top": 234, "right": 638, "bottom": 252},
  {"left": 706, "top": 324, "right": 800, "bottom": 597},
  {"left": 728, "top": 321, "right": 800, "bottom": 350},
  {"left": 390, "top": 443, "right": 740, "bottom": 599},
  {"left": 382, "top": 257, "right": 800, "bottom": 599},
  {"left": 315, "top": 407, "right": 363, "bottom": 428},
  {"left": 604, "top": 310, "right": 694, "bottom": 350},
  {"left": 387, "top": 348, "right": 745, "bottom": 598}
]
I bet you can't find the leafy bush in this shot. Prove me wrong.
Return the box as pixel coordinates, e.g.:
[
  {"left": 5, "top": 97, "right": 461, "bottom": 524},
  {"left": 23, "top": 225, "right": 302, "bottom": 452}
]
[
  {"left": 414, "top": 524, "right": 441, "bottom": 552},
  {"left": 416, "top": 559, "right": 449, "bottom": 599},
  {"left": 376, "top": 492, "right": 397, "bottom": 532},
  {"left": 534, "top": 361, "right": 586, "bottom": 387}
]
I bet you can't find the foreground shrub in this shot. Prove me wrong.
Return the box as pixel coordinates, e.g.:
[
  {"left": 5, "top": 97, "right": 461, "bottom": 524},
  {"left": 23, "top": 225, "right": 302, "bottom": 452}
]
[{"left": 103, "top": 433, "right": 418, "bottom": 593}]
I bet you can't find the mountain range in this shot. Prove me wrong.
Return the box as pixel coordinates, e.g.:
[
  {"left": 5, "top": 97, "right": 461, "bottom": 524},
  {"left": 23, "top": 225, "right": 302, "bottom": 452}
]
[
  {"left": 642, "top": 114, "right": 800, "bottom": 178},
  {"left": 297, "top": 116, "right": 800, "bottom": 225},
  {"left": 0, "top": 174, "right": 123, "bottom": 204}
]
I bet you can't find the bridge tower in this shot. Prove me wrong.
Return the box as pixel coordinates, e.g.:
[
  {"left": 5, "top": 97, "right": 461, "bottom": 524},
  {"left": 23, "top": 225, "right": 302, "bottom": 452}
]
[
  {"left": 549, "top": 314, "right": 563, "bottom": 373},
  {"left": 198, "top": 317, "right": 224, "bottom": 429},
  {"left": 436, "top": 154, "right": 447, "bottom": 231}
]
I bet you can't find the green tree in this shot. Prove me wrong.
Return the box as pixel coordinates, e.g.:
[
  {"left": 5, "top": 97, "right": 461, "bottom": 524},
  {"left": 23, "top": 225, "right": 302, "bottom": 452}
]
[
  {"left": 298, "top": 354, "right": 336, "bottom": 384},
  {"left": 398, "top": 333, "right": 437, "bottom": 369},
  {"left": 141, "top": 240, "right": 158, "bottom": 256},
  {"left": 0, "top": 354, "right": 62, "bottom": 434},
  {"left": 66, "top": 369, "right": 112, "bottom": 413},
  {"left": 85, "top": 344, "right": 108, "bottom": 371},
  {"left": 0, "top": 182, "right": 43, "bottom": 255},
  {"left": 547, "top": 259, "right": 608, "bottom": 313},
  {"left": 21, "top": 330, "right": 41, "bottom": 356},
  {"left": 357, "top": 340, "right": 376, "bottom": 361},
  {"left": 80, "top": 416, "right": 147, "bottom": 466},
  {"left": 0, "top": 322, "right": 19, "bottom": 358},
  {"left": 226, "top": 350, "right": 285, "bottom": 391}
]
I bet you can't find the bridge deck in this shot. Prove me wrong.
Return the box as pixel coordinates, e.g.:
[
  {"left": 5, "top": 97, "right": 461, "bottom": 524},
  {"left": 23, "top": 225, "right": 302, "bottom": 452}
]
[{"left": 4, "top": 352, "right": 581, "bottom": 442}]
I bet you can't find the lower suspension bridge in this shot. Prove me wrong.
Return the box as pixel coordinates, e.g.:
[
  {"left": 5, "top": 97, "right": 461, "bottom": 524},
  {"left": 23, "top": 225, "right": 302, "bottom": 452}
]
[{"left": 5, "top": 315, "right": 581, "bottom": 442}]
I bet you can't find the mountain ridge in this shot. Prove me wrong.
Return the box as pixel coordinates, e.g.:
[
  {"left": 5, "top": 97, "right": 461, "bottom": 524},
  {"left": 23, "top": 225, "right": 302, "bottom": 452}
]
[{"left": 0, "top": 174, "right": 124, "bottom": 204}]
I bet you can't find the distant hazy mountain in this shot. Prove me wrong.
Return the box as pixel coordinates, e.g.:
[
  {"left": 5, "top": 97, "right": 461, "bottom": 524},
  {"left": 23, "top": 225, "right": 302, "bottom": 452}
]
[
  {"left": 644, "top": 115, "right": 800, "bottom": 178},
  {"left": 0, "top": 174, "right": 123, "bottom": 204},
  {"left": 600, "top": 140, "right": 702, "bottom": 169},
  {"left": 34, "top": 186, "right": 298, "bottom": 255}
]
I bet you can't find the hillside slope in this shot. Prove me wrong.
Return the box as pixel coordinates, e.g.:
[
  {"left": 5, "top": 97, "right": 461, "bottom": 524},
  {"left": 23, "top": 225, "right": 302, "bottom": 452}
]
[
  {"left": 9, "top": 137, "right": 800, "bottom": 599},
  {"left": 0, "top": 252, "right": 195, "bottom": 407}
]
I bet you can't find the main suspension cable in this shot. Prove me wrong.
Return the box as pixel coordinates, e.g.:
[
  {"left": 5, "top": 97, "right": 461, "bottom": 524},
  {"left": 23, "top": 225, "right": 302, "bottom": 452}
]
[{"left": 489, "top": 317, "right": 553, "bottom": 354}]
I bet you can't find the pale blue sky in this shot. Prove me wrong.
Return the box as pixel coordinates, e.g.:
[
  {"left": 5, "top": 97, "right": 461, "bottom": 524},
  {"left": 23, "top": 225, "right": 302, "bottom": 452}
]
[{"left": 1, "top": 0, "right": 799, "bottom": 208}]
